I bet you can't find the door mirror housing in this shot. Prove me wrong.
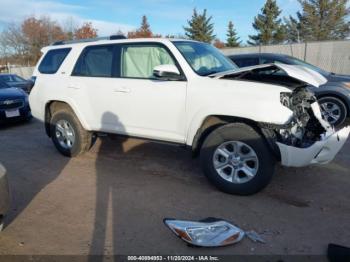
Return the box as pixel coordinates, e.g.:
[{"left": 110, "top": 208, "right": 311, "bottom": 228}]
[{"left": 153, "top": 64, "right": 182, "bottom": 80}]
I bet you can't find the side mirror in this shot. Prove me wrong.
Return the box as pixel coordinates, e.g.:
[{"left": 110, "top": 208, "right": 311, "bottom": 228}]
[{"left": 153, "top": 64, "right": 182, "bottom": 80}]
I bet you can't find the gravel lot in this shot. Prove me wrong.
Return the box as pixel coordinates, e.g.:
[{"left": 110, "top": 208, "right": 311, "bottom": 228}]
[{"left": 0, "top": 119, "right": 349, "bottom": 258}]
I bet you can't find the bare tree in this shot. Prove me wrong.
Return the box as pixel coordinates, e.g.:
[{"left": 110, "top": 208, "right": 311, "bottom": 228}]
[
  {"left": 63, "top": 16, "right": 79, "bottom": 40},
  {"left": 0, "top": 16, "right": 67, "bottom": 65}
]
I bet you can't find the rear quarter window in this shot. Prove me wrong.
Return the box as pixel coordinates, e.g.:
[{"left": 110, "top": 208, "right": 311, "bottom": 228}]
[
  {"left": 38, "top": 48, "right": 71, "bottom": 74},
  {"left": 72, "top": 45, "right": 115, "bottom": 77}
]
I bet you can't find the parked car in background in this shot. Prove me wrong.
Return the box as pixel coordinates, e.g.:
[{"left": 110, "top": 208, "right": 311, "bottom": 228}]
[
  {"left": 0, "top": 74, "right": 34, "bottom": 93},
  {"left": 0, "top": 81, "right": 31, "bottom": 123},
  {"left": 29, "top": 37, "right": 349, "bottom": 195},
  {"left": 0, "top": 163, "right": 10, "bottom": 231},
  {"left": 228, "top": 53, "right": 350, "bottom": 126}
]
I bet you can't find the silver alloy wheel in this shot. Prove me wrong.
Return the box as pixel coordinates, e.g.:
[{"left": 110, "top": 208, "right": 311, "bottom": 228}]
[
  {"left": 213, "top": 141, "right": 259, "bottom": 184},
  {"left": 320, "top": 101, "right": 341, "bottom": 125},
  {"left": 55, "top": 119, "right": 75, "bottom": 150}
]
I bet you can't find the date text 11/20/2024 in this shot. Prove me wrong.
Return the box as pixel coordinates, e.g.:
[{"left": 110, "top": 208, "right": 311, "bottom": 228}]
[{"left": 127, "top": 255, "right": 219, "bottom": 261}]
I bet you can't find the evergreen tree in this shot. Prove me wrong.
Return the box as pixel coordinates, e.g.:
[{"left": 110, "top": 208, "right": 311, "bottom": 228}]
[
  {"left": 284, "top": 15, "right": 303, "bottom": 43},
  {"left": 226, "top": 21, "right": 241, "bottom": 47},
  {"left": 128, "top": 15, "right": 153, "bottom": 38},
  {"left": 139, "top": 15, "right": 152, "bottom": 36},
  {"left": 248, "top": 0, "right": 285, "bottom": 45},
  {"left": 184, "top": 9, "right": 215, "bottom": 43},
  {"left": 294, "top": 0, "right": 350, "bottom": 41}
]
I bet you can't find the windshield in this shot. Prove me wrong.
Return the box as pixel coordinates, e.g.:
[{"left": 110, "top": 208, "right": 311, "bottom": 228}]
[
  {"left": 285, "top": 56, "right": 329, "bottom": 76},
  {"left": 0, "top": 74, "right": 25, "bottom": 82},
  {"left": 173, "top": 41, "right": 238, "bottom": 76},
  {"left": 0, "top": 81, "right": 10, "bottom": 89}
]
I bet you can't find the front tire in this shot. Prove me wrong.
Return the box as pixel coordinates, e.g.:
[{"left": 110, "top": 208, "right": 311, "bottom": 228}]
[
  {"left": 200, "top": 123, "right": 275, "bottom": 195},
  {"left": 50, "top": 108, "right": 93, "bottom": 157}
]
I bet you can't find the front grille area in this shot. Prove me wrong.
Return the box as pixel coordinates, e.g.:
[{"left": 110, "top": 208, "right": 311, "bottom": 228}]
[{"left": 0, "top": 99, "right": 24, "bottom": 110}]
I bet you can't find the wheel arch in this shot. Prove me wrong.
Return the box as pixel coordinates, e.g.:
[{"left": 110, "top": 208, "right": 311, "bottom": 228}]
[
  {"left": 44, "top": 100, "right": 90, "bottom": 137},
  {"left": 191, "top": 115, "right": 279, "bottom": 158}
]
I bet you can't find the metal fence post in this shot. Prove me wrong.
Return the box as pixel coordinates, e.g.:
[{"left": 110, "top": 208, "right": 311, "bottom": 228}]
[{"left": 304, "top": 42, "right": 308, "bottom": 61}]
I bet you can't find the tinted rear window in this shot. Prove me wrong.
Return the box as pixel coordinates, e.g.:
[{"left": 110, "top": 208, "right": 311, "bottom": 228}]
[
  {"left": 72, "top": 45, "right": 115, "bottom": 77},
  {"left": 38, "top": 48, "right": 71, "bottom": 74}
]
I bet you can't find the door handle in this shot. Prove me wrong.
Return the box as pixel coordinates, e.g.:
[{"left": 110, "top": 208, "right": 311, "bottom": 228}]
[{"left": 114, "top": 87, "right": 130, "bottom": 93}]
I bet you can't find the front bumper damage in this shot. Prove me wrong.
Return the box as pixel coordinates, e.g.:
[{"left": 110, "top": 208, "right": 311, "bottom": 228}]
[
  {"left": 216, "top": 62, "right": 349, "bottom": 168},
  {"left": 277, "top": 126, "right": 350, "bottom": 167},
  {"left": 266, "top": 89, "right": 350, "bottom": 167}
]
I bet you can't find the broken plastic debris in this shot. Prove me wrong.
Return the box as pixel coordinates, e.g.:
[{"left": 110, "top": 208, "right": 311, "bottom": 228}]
[{"left": 246, "top": 230, "right": 266, "bottom": 244}]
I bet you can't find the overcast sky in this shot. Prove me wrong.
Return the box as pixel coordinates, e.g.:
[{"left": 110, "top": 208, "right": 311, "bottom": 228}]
[{"left": 0, "top": 0, "right": 302, "bottom": 42}]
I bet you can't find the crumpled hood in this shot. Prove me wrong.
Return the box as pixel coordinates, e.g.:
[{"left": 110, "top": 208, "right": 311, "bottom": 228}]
[{"left": 211, "top": 62, "right": 328, "bottom": 88}]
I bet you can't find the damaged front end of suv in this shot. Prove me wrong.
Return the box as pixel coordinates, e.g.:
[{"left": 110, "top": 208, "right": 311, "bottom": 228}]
[
  {"left": 217, "top": 62, "right": 350, "bottom": 167},
  {"left": 274, "top": 87, "right": 349, "bottom": 167},
  {"left": 278, "top": 88, "right": 327, "bottom": 149}
]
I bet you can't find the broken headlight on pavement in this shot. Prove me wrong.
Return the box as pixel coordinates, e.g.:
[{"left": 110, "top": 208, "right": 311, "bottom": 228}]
[{"left": 163, "top": 218, "right": 245, "bottom": 247}]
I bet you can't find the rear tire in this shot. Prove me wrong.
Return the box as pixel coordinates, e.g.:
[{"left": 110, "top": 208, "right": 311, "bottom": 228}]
[
  {"left": 50, "top": 107, "right": 93, "bottom": 157},
  {"left": 200, "top": 123, "right": 275, "bottom": 195}
]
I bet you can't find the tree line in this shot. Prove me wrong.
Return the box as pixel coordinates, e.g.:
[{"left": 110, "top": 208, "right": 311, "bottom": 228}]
[
  {"left": 0, "top": 0, "right": 349, "bottom": 66},
  {"left": 0, "top": 17, "right": 98, "bottom": 66},
  {"left": 185, "top": 0, "right": 349, "bottom": 47}
]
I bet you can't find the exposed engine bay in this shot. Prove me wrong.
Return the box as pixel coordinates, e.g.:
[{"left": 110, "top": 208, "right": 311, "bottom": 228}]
[
  {"left": 277, "top": 87, "right": 329, "bottom": 148},
  {"left": 219, "top": 64, "right": 332, "bottom": 149}
]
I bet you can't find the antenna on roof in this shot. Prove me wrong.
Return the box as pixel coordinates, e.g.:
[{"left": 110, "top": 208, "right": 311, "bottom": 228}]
[{"left": 52, "top": 35, "right": 127, "bottom": 46}]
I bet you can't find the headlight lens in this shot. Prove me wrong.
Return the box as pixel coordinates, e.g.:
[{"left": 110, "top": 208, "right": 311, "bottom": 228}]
[{"left": 164, "top": 218, "right": 245, "bottom": 247}]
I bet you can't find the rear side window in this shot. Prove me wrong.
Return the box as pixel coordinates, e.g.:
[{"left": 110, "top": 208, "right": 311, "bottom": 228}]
[
  {"left": 38, "top": 48, "right": 71, "bottom": 74},
  {"left": 72, "top": 45, "right": 115, "bottom": 77},
  {"left": 231, "top": 57, "right": 259, "bottom": 68}
]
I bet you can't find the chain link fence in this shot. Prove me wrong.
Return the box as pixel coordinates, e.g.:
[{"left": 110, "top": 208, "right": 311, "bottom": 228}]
[{"left": 221, "top": 39, "right": 350, "bottom": 75}]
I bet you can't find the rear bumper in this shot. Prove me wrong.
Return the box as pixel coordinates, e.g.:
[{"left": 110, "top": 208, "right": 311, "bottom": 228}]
[
  {"left": 277, "top": 126, "right": 350, "bottom": 167},
  {"left": 0, "top": 165, "right": 10, "bottom": 219}
]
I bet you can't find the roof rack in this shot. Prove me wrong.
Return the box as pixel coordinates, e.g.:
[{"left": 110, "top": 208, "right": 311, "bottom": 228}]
[{"left": 52, "top": 35, "right": 127, "bottom": 46}]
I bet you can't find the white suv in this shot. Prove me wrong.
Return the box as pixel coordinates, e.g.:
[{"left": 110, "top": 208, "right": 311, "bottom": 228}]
[{"left": 29, "top": 36, "right": 350, "bottom": 195}]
